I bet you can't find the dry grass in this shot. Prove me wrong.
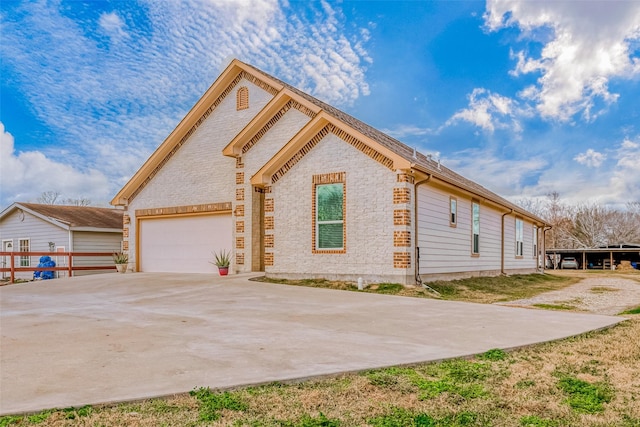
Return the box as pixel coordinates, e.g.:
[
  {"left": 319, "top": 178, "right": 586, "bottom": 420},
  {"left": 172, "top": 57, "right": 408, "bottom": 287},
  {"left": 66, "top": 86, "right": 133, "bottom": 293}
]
[
  {"left": 256, "top": 273, "right": 579, "bottom": 304},
  {"left": 550, "top": 269, "right": 640, "bottom": 282}
]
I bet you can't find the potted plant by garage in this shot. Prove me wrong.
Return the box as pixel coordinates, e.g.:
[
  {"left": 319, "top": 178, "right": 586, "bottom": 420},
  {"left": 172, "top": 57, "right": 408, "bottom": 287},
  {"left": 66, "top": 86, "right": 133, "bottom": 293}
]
[
  {"left": 210, "top": 250, "right": 231, "bottom": 276},
  {"left": 112, "top": 252, "right": 128, "bottom": 273}
]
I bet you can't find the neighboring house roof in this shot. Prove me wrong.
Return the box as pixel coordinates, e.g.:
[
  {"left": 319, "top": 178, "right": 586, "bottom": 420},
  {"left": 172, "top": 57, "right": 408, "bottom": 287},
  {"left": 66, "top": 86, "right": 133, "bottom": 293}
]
[
  {"left": 112, "top": 59, "right": 546, "bottom": 225},
  {"left": 0, "top": 203, "right": 123, "bottom": 232}
]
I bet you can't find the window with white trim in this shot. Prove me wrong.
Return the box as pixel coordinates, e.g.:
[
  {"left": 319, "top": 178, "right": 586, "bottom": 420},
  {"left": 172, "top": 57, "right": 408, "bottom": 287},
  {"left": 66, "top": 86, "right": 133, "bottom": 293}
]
[
  {"left": 316, "top": 183, "right": 344, "bottom": 250},
  {"left": 19, "top": 238, "right": 30, "bottom": 267},
  {"left": 515, "top": 218, "right": 524, "bottom": 257},
  {"left": 450, "top": 197, "right": 457, "bottom": 227},
  {"left": 472, "top": 201, "right": 480, "bottom": 254},
  {"left": 533, "top": 226, "right": 538, "bottom": 258}
]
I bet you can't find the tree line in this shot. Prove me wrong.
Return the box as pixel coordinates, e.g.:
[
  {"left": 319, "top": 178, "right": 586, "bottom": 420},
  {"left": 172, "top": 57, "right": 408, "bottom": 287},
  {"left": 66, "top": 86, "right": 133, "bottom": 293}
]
[
  {"left": 517, "top": 192, "right": 640, "bottom": 249},
  {"left": 36, "top": 191, "right": 92, "bottom": 207}
]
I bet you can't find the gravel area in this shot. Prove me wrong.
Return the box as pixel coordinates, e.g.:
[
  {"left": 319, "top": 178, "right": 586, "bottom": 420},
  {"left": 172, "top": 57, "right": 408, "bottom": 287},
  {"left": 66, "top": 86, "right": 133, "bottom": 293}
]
[{"left": 501, "top": 275, "right": 640, "bottom": 315}]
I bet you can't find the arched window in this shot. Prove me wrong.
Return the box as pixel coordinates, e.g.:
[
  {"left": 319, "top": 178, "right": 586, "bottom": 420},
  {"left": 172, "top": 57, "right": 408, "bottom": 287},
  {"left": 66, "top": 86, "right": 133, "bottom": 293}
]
[{"left": 236, "top": 86, "right": 249, "bottom": 110}]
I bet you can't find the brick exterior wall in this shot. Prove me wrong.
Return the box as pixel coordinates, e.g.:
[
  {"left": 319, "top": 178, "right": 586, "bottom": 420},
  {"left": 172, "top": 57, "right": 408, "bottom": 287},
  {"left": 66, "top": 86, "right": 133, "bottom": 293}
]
[
  {"left": 125, "top": 78, "right": 274, "bottom": 271},
  {"left": 392, "top": 171, "right": 414, "bottom": 272},
  {"left": 238, "top": 107, "right": 311, "bottom": 272},
  {"left": 269, "top": 133, "right": 414, "bottom": 284}
]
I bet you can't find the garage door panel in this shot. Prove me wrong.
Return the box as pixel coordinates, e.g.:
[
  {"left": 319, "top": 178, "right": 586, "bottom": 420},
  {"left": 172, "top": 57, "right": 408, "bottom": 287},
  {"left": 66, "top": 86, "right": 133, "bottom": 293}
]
[{"left": 140, "top": 214, "right": 232, "bottom": 273}]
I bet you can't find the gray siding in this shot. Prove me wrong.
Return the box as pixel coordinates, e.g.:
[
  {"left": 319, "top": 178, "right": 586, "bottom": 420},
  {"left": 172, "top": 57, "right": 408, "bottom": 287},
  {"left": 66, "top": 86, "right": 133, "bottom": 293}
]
[
  {"left": 72, "top": 231, "right": 122, "bottom": 275},
  {"left": 417, "top": 182, "right": 536, "bottom": 279},
  {"left": 0, "top": 210, "right": 68, "bottom": 280},
  {"left": 0, "top": 209, "right": 123, "bottom": 279}
]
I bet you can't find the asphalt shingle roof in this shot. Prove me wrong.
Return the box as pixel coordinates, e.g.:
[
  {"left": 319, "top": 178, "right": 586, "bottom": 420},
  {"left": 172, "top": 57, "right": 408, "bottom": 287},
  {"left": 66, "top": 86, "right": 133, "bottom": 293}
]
[
  {"left": 244, "top": 61, "right": 545, "bottom": 224},
  {"left": 17, "top": 203, "right": 123, "bottom": 229}
]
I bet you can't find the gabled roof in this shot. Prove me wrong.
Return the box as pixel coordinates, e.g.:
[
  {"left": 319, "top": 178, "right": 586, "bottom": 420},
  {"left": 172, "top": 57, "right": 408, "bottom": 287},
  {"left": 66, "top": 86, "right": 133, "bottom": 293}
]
[
  {"left": 242, "top": 62, "right": 548, "bottom": 225},
  {"left": 0, "top": 203, "right": 123, "bottom": 232},
  {"left": 111, "top": 59, "right": 546, "bottom": 225}
]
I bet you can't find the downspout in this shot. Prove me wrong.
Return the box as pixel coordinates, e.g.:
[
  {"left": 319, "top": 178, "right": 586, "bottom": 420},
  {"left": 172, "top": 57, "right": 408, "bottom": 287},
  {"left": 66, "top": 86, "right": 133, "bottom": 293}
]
[
  {"left": 413, "top": 173, "right": 432, "bottom": 288},
  {"left": 501, "top": 209, "right": 513, "bottom": 275},
  {"left": 542, "top": 226, "right": 552, "bottom": 272}
]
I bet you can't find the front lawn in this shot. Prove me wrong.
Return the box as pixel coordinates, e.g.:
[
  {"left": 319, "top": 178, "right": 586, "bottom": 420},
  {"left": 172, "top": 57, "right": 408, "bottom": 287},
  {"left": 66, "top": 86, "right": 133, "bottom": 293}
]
[{"left": 257, "top": 273, "right": 579, "bottom": 304}]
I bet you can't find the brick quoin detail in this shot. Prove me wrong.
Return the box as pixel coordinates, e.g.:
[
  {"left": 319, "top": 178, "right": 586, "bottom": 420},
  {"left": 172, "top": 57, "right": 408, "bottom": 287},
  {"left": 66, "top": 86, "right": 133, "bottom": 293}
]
[
  {"left": 393, "top": 252, "right": 411, "bottom": 268},
  {"left": 396, "top": 173, "right": 415, "bottom": 184},
  {"left": 235, "top": 220, "right": 244, "bottom": 233},
  {"left": 264, "top": 215, "right": 274, "bottom": 230},
  {"left": 236, "top": 172, "right": 244, "bottom": 184},
  {"left": 264, "top": 198, "right": 274, "bottom": 212},
  {"left": 236, "top": 188, "right": 245, "bottom": 201},
  {"left": 264, "top": 252, "right": 274, "bottom": 266},
  {"left": 123, "top": 214, "right": 130, "bottom": 225},
  {"left": 393, "top": 209, "right": 411, "bottom": 226},
  {"left": 122, "top": 241, "right": 129, "bottom": 251},
  {"left": 264, "top": 185, "right": 272, "bottom": 193},
  {"left": 236, "top": 156, "right": 244, "bottom": 169},
  {"left": 393, "top": 188, "right": 411, "bottom": 204},
  {"left": 236, "top": 253, "right": 245, "bottom": 265},
  {"left": 393, "top": 231, "right": 411, "bottom": 247},
  {"left": 264, "top": 234, "right": 274, "bottom": 248},
  {"left": 235, "top": 205, "right": 244, "bottom": 217},
  {"left": 236, "top": 237, "right": 245, "bottom": 249},
  {"left": 122, "top": 228, "right": 129, "bottom": 238}
]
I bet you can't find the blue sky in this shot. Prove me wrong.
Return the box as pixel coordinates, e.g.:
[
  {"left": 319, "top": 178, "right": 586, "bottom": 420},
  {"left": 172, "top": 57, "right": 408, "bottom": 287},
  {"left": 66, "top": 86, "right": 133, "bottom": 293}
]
[{"left": 1, "top": 0, "right": 639, "bottom": 209}]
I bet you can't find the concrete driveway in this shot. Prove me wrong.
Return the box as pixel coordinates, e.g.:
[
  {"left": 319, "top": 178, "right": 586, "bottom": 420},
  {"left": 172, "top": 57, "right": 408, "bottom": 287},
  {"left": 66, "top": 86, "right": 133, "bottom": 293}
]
[{"left": 0, "top": 273, "right": 622, "bottom": 415}]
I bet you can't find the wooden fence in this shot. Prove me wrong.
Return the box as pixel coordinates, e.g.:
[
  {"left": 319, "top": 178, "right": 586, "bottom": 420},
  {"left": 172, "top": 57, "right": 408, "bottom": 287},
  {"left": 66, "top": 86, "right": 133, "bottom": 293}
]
[{"left": 0, "top": 251, "right": 116, "bottom": 283}]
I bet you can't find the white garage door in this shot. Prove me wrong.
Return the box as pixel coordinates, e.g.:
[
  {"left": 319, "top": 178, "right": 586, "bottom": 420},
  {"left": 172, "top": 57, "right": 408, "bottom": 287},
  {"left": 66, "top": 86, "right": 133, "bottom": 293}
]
[{"left": 139, "top": 213, "right": 232, "bottom": 273}]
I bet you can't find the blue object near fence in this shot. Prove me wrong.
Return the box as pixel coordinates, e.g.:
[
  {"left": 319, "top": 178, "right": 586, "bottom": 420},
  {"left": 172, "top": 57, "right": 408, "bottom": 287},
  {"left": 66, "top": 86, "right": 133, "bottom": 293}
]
[{"left": 33, "top": 256, "right": 56, "bottom": 280}]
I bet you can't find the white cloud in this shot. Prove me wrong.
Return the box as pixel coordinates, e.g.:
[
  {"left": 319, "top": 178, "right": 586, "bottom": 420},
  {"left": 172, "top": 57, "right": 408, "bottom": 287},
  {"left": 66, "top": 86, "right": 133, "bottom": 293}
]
[
  {"left": 441, "top": 136, "right": 639, "bottom": 208},
  {"left": 0, "top": 1, "right": 371, "bottom": 205},
  {"left": 444, "top": 148, "right": 547, "bottom": 196},
  {"left": 98, "top": 12, "right": 128, "bottom": 40},
  {"left": 485, "top": 0, "right": 640, "bottom": 121},
  {"left": 574, "top": 149, "right": 606, "bottom": 168},
  {"left": 0, "top": 123, "right": 111, "bottom": 207},
  {"left": 445, "top": 88, "right": 522, "bottom": 133},
  {"left": 381, "top": 124, "right": 433, "bottom": 139},
  {"left": 610, "top": 138, "right": 640, "bottom": 201},
  {"left": 512, "top": 136, "right": 640, "bottom": 206}
]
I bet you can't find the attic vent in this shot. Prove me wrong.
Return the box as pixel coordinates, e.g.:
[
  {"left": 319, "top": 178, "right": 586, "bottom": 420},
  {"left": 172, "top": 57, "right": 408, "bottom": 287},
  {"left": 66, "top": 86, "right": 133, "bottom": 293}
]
[{"left": 236, "top": 86, "right": 249, "bottom": 111}]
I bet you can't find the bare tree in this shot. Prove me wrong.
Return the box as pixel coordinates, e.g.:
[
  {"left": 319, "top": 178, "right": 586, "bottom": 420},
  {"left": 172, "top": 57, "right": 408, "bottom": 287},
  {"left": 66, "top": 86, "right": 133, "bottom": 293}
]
[
  {"left": 521, "top": 193, "right": 640, "bottom": 249},
  {"left": 569, "top": 203, "right": 609, "bottom": 248},
  {"left": 607, "top": 203, "right": 640, "bottom": 245},
  {"left": 36, "top": 191, "right": 92, "bottom": 206},
  {"left": 540, "top": 192, "right": 575, "bottom": 249},
  {"left": 37, "top": 191, "right": 61, "bottom": 205},
  {"left": 61, "top": 198, "right": 92, "bottom": 206}
]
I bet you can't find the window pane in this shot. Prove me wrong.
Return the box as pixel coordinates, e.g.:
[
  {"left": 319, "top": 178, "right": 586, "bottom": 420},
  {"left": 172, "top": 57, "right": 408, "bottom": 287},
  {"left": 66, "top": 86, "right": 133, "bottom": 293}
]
[
  {"left": 450, "top": 198, "right": 457, "bottom": 224},
  {"left": 19, "top": 239, "right": 30, "bottom": 267},
  {"left": 317, "top": 184, "right": 343, "bottom": 221},
  {"left": 319, "top": 223, "right": 343, "bottom": 249},
  {"left": 472, "top": 203, "right": 480, "bottom": 234}
]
